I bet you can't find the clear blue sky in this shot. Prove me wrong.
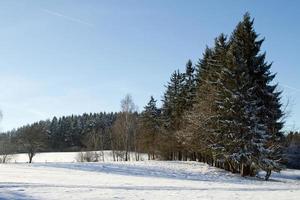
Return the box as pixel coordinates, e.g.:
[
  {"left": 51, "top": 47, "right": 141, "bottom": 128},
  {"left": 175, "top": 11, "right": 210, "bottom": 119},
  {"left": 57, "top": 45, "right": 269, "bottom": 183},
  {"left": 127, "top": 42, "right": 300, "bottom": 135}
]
[{"left": 0, "top": 0, "right": 299, "bottom": 132}]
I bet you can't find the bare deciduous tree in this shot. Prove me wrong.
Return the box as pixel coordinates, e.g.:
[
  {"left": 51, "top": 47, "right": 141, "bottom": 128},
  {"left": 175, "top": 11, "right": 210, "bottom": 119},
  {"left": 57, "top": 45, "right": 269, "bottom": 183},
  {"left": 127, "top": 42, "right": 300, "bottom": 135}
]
[
  {"left": 111, "top": 94, "right": 138, "bottom": 161},
  {"left": 0, "top": 135, "right": 15, "bottom": 163},
  {"left": 18, "top": 123, "right": 47, "bottom": 163}
]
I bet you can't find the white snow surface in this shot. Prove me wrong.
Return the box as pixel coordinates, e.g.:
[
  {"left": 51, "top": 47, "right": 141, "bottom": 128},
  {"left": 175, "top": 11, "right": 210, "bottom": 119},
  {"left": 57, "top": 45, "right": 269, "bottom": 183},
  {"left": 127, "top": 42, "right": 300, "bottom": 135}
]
[
  {"left": 6, "top": 151, "right": 146, "bottom": 163},
  {"left": 0, "top": 152, "right": 299, "bottom": 200}
]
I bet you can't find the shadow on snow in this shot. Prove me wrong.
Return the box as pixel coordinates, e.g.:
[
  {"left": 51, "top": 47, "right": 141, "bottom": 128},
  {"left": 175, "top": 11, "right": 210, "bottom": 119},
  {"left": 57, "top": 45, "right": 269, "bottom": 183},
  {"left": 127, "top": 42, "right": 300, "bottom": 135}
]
[{"left": 29, "top": 161, "right": 298, "bottom": 185}]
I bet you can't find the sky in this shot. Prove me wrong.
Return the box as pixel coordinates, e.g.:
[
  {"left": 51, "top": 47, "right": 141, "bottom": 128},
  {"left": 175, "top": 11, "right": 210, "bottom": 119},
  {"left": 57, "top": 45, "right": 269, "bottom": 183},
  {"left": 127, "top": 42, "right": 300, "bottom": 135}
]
[{"left": 0, "top": 0, "right": 299, "bottom": 132}]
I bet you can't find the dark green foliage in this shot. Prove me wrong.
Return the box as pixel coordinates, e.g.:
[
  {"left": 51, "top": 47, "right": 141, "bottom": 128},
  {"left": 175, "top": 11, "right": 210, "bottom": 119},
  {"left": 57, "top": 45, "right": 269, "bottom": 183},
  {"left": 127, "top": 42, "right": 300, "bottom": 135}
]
[
  {"left": 6, "top": 112, "right": 117, "bottom": 153},
  {"left": 162, "top": 70, "right": 185, "bottom": 131},
  {"left": 160, "top": 62, "right": 198, "bottom": 160},
  {"left": 182, "top": 60, "right": 197, "bottom": 110},
  {"left": 139, "top": 96, "right": 161, "bottom": 159}
]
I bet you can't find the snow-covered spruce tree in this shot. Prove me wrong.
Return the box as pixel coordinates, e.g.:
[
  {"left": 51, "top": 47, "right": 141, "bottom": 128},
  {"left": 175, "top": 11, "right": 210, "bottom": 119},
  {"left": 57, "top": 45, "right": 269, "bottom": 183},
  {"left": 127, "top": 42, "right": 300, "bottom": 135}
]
[
  {"left": 161, "top": 70, "right": 185, "bottom": 160},
  {"left": 214, "top": 43, "right": 254, "bottom": 175},
  {"left": 206, "top": 34, "right": 232, "bottom": 168},
  {"left": 139, "top": 96, "right": 161, "bottom": 160},
  {"left": 182, "top": 60, "right": 197, "bottom": 110},
  {"left": 215, "top": 13, "right": 284, "bottom": 178},
  {"left": 182, "top": 34, "right": 229, "bottom": 166},
  {"left": 164, "top": 63, "right": 198, "bottom": 161},
  {"left": 174, "top": 60, "right": 199, "bottom": 160}
]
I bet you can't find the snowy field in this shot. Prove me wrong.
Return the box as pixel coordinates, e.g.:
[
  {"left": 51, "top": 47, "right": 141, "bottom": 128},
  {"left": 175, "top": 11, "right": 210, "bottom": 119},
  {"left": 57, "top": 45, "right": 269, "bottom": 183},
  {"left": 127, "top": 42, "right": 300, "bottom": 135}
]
[
  {"left": 0, "top": 153, "right": 299, "bottom": 200},
  {"left": 5, "top": 151, "right": 147, "bottom": 163}
]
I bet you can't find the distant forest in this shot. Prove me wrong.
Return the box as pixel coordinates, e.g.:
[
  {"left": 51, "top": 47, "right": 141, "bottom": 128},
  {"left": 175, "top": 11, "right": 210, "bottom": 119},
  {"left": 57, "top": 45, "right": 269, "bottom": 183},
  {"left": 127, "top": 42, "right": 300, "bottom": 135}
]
[{"left": 1, "top": 13, "right": 299, "bottom": 180}]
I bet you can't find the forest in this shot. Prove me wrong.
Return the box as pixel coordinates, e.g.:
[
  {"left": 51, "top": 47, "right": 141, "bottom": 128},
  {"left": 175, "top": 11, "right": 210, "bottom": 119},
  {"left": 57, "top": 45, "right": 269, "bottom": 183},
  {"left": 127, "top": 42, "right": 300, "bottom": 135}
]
[{"left": 0, "top": 13, "right": 298, "bottom": 180}]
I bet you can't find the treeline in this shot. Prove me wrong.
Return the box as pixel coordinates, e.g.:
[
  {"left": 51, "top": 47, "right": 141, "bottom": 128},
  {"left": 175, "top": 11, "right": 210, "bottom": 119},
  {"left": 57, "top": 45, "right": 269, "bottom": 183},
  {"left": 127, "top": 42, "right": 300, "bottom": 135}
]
[
  {"left": 284, "top": 131, "right": 300, "bottom": 169},
  {"left": 0, "top": 13, "right": 286, "bottom": 180},
  {"left": 1, "top": 96, "right": 142, "bottom": 163},
  {"left": 1, "top": 112, "right": 117, "bottom": 162}
]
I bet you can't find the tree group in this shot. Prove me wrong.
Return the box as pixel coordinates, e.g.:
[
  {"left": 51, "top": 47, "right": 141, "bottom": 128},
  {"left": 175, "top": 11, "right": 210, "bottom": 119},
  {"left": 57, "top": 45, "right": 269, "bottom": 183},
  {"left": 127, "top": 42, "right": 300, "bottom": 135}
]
[{"left": 139, "top": 13, "right": 284, "bottom": 180}]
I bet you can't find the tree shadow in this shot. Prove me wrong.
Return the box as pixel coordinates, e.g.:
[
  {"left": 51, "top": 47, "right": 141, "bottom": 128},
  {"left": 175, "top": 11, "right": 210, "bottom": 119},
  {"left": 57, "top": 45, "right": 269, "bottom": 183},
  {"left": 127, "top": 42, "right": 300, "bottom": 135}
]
[
  {"left": 30, "top": 162, "right": 295, "bottom": 185},
  {"left": 0, "top": 188, "right": 36, "bottom": 200}
]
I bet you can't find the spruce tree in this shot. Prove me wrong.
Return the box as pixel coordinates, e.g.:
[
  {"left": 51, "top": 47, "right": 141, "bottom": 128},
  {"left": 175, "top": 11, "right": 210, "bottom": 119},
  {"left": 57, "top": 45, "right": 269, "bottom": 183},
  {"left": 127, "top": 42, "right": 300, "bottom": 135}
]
[
  {"left": 182, "top": 60, "right": 197, "bottom": 110},
  {"left": 215, "top": 13, "right": 284, "bottom": 177},
  {"left": 140, "top": 96, "right": 161, "bottom": 159},
  {"left": 161, "top": 70, "right": 185, "bottom": 159},
  {"left": 185, "top": 34, "right": 229, "bottom": 165}
]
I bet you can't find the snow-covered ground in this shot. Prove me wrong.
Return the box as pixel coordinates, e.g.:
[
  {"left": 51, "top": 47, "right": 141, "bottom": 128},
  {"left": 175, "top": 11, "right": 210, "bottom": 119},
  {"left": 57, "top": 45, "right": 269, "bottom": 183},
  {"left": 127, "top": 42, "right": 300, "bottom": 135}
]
[
  {"left": 0, "top": 153, "right": 299, "bottom": 200},
  {"left": 6, "top": 151, "right": 146, "bottom": 163}
]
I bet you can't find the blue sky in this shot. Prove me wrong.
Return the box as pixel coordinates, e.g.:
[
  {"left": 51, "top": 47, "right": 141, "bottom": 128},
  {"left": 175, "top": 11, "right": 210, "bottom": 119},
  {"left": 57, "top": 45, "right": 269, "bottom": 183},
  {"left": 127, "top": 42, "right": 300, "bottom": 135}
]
[{"left": 0, "top": 0, "right": 299, "bottom": 132}]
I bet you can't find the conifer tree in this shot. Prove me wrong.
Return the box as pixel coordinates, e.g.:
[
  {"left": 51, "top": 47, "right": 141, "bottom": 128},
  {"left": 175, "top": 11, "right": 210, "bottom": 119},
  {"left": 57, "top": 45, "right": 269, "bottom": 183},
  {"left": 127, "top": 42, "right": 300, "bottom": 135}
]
[
  {"left": 184, "top": 35, "right": 229, "bottom": 164},
  {"left": 215, "top": 13, "right": 284, "bottom": 177},
  {"left": 139, "top": 96, "right": 161, "bottom": 159},
  {"left": 161, "top": 70, "right": 185, "bottom": 159},
  {"left": 182, "top": 60, "right": 197, "bottom": 111}
]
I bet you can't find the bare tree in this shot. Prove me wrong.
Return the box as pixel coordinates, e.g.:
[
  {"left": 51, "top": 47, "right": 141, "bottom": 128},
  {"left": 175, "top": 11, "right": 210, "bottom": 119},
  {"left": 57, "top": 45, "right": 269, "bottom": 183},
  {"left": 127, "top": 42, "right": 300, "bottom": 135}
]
[
  {"left": 111, "top": 94, "right": 138, "bottom": 161},
  {"left": 82, "top": 128, "right": 105, "bottom": 162},
  {"left": 121, "top": 94, "right": 138, "bottom": 161},
  {"left": 111, "top": 114, "right": 127, "bottom": 161},
  {"left": 0, "top": 111, "right": 14, "bottom": 163},
  {"left": 0, "top": 134, "right": 15, "bottom": 163},
  {"left": 18, "top": 123, "right": 47, "bottom": 163},
  {"left": 83, "top": 129, "right": 100, "bottom": 150}
]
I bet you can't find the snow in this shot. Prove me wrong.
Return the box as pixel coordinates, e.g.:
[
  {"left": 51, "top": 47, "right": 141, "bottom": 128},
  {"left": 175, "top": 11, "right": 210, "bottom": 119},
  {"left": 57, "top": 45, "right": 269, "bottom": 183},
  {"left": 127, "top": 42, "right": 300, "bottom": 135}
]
[
  {"left": 0, "top": 152, "right": 299, "bottom": 200},
  {"left": 6, "top": 151, "right": 147, "bottom": 163}
]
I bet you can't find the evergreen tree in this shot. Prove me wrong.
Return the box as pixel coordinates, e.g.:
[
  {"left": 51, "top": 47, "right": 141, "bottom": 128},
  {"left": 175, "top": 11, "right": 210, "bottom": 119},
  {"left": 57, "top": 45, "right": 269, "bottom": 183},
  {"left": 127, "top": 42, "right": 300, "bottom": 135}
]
[
  {"left": 49, "top": 116, "right": 59, "bottom": 150},
  {"left": 182, "top": 60, "right": 197, "bottom": 111},
  {"left": 139, "top": 96, "right": 161, "bottom": 159},
  {"left": 161, "top": 70, "right": 185, "bottom": 159},
  {"left": 184, "top": 34, "right": 229, "bottom": 165},
  {"left": 215, "top": 13, "right": 284, "bottom": 178},
  {"left": 162, "top": 70, "right": 185, "bottom": 131}
]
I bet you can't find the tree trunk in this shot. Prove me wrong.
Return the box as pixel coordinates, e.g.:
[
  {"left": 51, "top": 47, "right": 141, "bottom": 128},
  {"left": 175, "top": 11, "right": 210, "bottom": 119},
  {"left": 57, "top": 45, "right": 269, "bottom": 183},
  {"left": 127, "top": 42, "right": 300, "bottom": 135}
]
[
  {"left": 28, "top": 152, "right": 34, "bottom": 163},
  {"left": 125, "top": 151, "right": 128, "bottom": 161},
  {"left": 240, "top": 163, "right": 244, "bottom": 176},
  {"left": 178, "top": 151, "right": 182, "bottom": 161},
  {"left": 112, "top": 150, "right": 116, "bottom": 161},
  {"left": 265, "top": 170, "right": 272, "bottom": 181},
  {"left": 243, "top": 165, "right": 251, "bottom": 176}
]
